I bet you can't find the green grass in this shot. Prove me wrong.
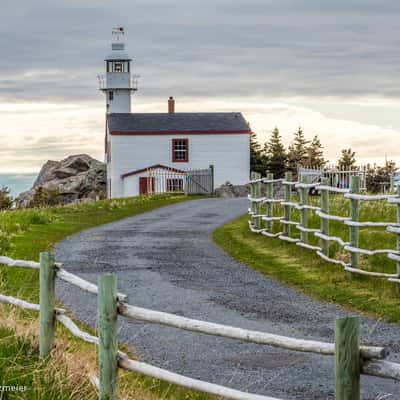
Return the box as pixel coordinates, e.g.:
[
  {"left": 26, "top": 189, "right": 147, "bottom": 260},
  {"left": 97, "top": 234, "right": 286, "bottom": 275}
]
[
  {"left": 1, "top": 194, "right": 202, "bottom": 303},
  {"left": 0, "top": 324, "right": 96, "bottom": 400},
  {"left": 213, "top": 195, "right": 400, "bottom": 323},
  {"left": 0, "top": 194, "right": 218, "bottom": 400}
]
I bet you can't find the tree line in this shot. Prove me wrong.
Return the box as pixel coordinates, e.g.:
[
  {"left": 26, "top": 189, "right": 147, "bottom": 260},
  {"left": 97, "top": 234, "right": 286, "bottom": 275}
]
[
  {"left": 250, "top": 127, "right": 397, "bottom": 193},
  {"left": 251, "top": 127, "right": 360, "bottom": 177}
]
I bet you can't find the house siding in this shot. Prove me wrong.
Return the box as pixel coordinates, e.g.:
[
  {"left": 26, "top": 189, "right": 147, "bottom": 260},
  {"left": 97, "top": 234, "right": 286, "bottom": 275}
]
[{"left": 109, "top": 133, "right": 249, "bottom": 198}]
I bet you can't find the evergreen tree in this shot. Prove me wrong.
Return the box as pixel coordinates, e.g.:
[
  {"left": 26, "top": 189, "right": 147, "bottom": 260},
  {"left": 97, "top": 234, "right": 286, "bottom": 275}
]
[
  {"left": 250, "top": 131, "right": 265, "bottom": 174},
  {"left": 338, "top": 148, "right": 356, "bottom": 169},
  {"left": 287, "top": 127, "right": 309, "bottom": 173},
  {"left": 264, "top": 127, "right": 287, "bottom": 178},
  {"left": 383, "top": 159, "right": 397, "bottom": 175},
  {"left": 307, "top": 135, "right": 326, "bottom": 168},
  {"left": 366, "top": 161, "right": 397, "bottom": 193}
]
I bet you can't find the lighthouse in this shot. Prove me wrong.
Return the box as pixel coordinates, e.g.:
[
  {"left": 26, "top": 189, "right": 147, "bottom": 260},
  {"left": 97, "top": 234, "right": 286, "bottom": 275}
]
[
  {"left": 102, "top": 28, "right": 250, "bottom": 199},
  {"left": 99, "top": 27, "right": 137, "bottom": 113}
]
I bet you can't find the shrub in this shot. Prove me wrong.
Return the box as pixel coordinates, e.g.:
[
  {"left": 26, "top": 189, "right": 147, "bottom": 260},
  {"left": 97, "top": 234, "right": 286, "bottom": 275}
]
[
  {"left": 29, "top": 210, "right": 52, "bottom": 225},
  {"left": 0, "top": 186, "right": 13, "bottom": 210},
  {"left": 31, "top": 187, "right": 62, "bottom": 208}
]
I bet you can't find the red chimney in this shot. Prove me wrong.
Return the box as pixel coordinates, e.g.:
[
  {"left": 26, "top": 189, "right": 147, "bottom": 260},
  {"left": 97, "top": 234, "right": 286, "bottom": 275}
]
[{"left": 168, "top": 96, "right": 175, "bottom": 114}]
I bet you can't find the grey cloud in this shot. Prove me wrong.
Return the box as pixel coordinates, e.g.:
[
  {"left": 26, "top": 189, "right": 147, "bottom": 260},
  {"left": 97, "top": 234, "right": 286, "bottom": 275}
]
[
  {"left": 1, "top": 0, "right": 400, "bottom": 102},
  {"left": 0, "top": 134, "right": 101, "bottom": 159}
]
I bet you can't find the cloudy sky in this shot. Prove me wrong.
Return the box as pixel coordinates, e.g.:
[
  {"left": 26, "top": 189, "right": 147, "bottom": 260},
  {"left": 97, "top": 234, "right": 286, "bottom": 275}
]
[{"left": 1, "top": 0, "right": 400, "bottom": 172}]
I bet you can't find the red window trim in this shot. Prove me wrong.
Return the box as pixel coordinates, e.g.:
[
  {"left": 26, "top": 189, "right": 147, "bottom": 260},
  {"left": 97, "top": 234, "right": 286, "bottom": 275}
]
[{"left": 172, "top": 138, "right": 189, "bottom": 162}]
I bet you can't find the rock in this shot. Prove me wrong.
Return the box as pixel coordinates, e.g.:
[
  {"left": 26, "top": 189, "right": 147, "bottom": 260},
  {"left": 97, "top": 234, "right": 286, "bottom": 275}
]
[
  {"left": 16, "top": 154, "right": 107, "bottom": 208},
  {"left": 215, "top": 182, "right": 249, "bottom": 198},
  {"left": 53, "top": 167, "right": 77, "bottom": 179}
]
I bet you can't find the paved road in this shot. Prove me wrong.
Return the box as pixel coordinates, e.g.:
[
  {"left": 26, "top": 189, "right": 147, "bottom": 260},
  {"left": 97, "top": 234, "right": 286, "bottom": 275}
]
[{"left": 56, "top": 198, "right": 400, "bottom": 399}]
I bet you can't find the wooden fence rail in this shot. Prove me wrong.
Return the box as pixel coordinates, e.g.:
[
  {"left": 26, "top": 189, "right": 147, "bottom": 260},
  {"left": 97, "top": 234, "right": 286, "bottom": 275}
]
[
  {"left": 0, "top": 253, "right": 400, "bottom": 400},
  {"left": 248, "top": 173, "right": 400, "bottom": 283}
]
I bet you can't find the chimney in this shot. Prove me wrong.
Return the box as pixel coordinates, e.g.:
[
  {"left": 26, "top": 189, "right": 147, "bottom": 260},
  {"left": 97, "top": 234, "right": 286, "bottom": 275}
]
[{"left": 168, "top": 96, "right": 175, "bottom": 114}]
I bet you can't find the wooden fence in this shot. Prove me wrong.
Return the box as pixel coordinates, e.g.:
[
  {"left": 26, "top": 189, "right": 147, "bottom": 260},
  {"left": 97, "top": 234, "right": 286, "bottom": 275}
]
[
  {"left": 146, "top": 165, "right": 214, "bottom": 195},
  {"left": 185, "top": 166, "right": 214, "bottom": 195},
  {"left": 248, "top": 171, "right": 400, "bottom": 284},
  {"left": 0, "top": 253, "right": 399, "bottom": 400}
]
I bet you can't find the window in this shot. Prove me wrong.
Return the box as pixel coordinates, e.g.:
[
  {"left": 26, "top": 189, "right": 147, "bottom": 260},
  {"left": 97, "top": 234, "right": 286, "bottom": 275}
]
[
  {"left": 172, "top": 139, "right": 189, "bottom": 162},
  {"left": 167, "top": 178, "right": 184, "bottom": 192},
  {"left": 107, "top": 61, "right": 130, "bottom": 73},
  {"left": 108, "top": 91, "right": 114, "bottom": 101},
  {"left": 114, "top": 62, "right": 122, "bottom": 72}
]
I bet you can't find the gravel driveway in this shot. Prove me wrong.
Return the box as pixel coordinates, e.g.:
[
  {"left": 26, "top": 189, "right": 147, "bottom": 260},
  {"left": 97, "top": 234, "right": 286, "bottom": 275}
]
[{"left": 55, "top": 197, "right": 399, "bottom": 399}]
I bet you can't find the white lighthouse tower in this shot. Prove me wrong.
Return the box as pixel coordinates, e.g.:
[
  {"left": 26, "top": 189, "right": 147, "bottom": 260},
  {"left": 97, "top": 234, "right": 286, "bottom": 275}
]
[{"left": 99, "top": 27, "right": 137, "bottom": 113}]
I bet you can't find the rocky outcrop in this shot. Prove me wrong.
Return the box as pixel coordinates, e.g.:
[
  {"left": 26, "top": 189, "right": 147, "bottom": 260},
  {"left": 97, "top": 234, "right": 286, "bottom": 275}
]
[
  {"left": 215, "top": 182, "right": 249, "bottom": 198},
  {"left": 16, "top": 154, "right": 107, "bottom": 207}
]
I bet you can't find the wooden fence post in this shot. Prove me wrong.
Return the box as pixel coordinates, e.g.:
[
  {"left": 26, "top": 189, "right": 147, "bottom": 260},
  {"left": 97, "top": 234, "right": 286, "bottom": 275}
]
[
  {"left": 250, "top": 172, "right": 256, "bottom": 223},
  {"left": 299, "top": 175, "right": 309, "bottom": 244},
  {"left": 39, "top": 251, "right": 56, "bottom": 358},
  {"left": 395, "top": 186, "right": 400, "bottom": 295},
  {"left": 320, "top": 177, "right": 330, "bottom": 256},
  {"left": 209, "top": 164, "right": 215, "bottom": 194},
  {"left": 349, "top": 176, "right": 360, "bottom": 276},
  {"left": 283, "top": 171, "right": 292, "bottom": 237},
  {"left": 335, "top": 316, "right": 360, "bottom": 400},
  {"left": 265, "top": 173, "right": 274, "bottom": 233},
  {"left": 98, "top": 274, "right": 118, "bottom": 400},
  {"left": 252, "top": 172, "right": 262, "bottom": 230}
]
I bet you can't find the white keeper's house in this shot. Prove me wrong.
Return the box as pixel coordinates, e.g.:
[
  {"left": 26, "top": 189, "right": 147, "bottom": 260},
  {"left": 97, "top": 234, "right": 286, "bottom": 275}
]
[{"left": 99, "top": 29, "right": 250, "bottom": 199}]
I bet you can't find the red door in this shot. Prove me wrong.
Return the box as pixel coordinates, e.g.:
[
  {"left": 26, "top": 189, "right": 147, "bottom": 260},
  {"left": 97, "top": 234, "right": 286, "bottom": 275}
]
[{"left": 139, "top": 177, "right": 154, "bottom": 195}]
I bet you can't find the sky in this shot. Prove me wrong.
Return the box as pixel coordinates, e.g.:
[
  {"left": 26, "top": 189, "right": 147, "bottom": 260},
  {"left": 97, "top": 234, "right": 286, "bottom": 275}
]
[{"left": 1, "top": 0, "right": 400, "bottom": 173}]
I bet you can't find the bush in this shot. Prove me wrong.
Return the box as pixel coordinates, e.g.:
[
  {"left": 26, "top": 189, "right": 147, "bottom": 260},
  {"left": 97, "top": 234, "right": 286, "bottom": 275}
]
[
  {"left": 0, "top": 186, "right": 13, "bottom": 210},
  {"left": 31, "top": 187, "right": 61, "bottom": 208},
  {"left": 29, "top": 210, "right": 52, "bottom": 225}
]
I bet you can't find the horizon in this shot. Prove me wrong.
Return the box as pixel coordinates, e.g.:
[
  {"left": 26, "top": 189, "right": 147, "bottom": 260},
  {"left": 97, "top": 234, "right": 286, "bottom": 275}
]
[{"left": 2, "top": 1, "right": 400, "bottom": 174}]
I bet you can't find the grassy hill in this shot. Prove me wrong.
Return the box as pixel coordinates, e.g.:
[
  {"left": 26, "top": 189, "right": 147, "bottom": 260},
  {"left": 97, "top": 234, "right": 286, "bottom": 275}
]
[{"left": 0, "top": 195, "right": 215, "bottom": 400}]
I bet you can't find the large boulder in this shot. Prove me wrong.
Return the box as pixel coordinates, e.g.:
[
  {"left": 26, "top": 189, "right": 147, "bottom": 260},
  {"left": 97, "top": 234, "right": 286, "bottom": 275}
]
[
  {"left": 215, "top": 182, "right": 249, "bottom": 198},
  {"left": 16, "top": 154, "right": 107, "bottom": 207}
]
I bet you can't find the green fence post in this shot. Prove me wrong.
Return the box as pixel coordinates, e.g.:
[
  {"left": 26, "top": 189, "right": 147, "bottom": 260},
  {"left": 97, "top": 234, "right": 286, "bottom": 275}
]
[
  {"left": 265, "top": 173, "right": 274, "bottom": 233},
  {"left": 299, "top": 175, "right": 309, "bottom": 244},
  {"left": 39, "top": 251, "right": 56, "bottom": 358},
  {"left": 320, "top": 177, "right": 330, "bottom": 256},
  {"left": 335, "top": 316, "right": 360, "bottom": 400},
  {"left": 349, "top": 176, "right": 360, "bottom": 276},
  {"left": 98, "top": 274, "right": 118, "bottom": 400},
  {"left": 283, "top": 171, "right": 292, "bottom": 237}
]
